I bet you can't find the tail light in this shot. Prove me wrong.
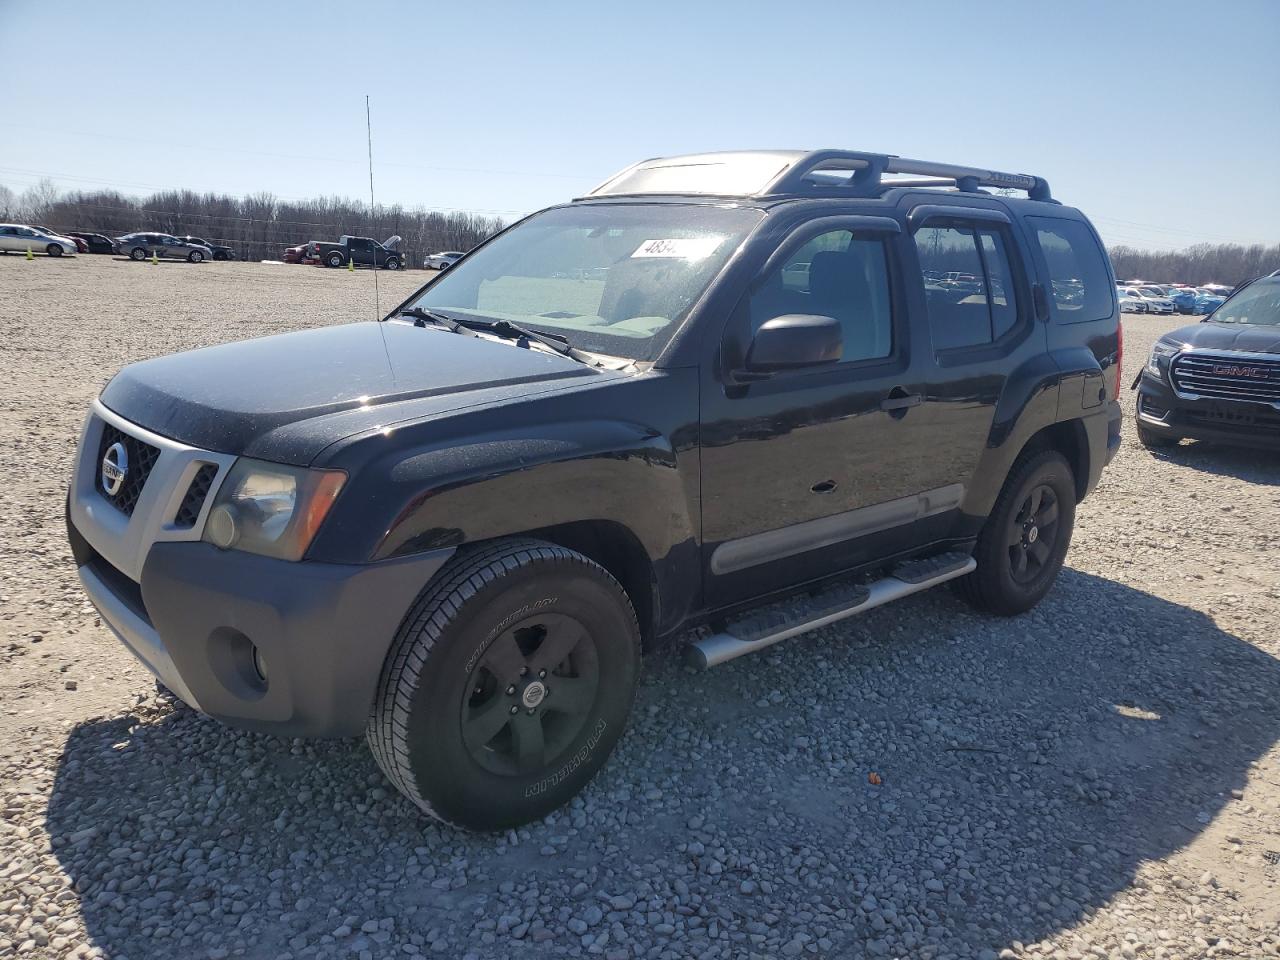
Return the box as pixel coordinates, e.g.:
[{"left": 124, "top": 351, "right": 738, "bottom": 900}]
[{"left": 1113, "top": 320, "right": 1124, "bottom": 400}]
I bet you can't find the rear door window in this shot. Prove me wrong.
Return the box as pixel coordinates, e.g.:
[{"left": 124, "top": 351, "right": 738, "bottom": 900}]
[
  {"left": 1027, "top": 217, "right": 1113, "bottom": 323},
  {"left": 914, "top": 225, "right": 1022, "bottom": 351}
]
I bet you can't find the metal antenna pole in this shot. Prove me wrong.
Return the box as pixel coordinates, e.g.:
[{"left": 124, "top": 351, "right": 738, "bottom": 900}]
[{"left": 367, "top": 95, "right": 380, "bottom": 321}]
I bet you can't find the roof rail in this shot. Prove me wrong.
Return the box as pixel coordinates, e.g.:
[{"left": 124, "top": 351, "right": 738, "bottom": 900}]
[{"left": 584, "top": 150, "right": 1053, "bottom": 202}]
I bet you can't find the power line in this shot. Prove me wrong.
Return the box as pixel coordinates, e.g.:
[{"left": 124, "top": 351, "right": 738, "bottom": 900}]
[
  {"left": 0, "top": 165, "right": 532, "bottom": 217},
  {"left": 0, "top": 121, "right": 597, "bottom": 180},
  {"left": 367, "top": 96, "right": 380, "bottom": 321}
]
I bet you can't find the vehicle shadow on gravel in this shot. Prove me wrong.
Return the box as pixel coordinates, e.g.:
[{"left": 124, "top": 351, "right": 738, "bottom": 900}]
[
  {"left": 1143, "top": 439, "right": 1280, "bottom": 484},
  {"left": 45, "top": 570, "right": 1280, "bottom": 959}
]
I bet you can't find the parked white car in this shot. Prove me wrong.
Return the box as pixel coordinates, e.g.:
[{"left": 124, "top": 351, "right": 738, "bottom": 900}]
[
  {"left": 423, "top": 250, "right": 465, "bottom": 270},
  {"left": 0, "top": 223, "right": 77, "bottom": 256},
  {"left": 1134, "top": 286, "right": 1176, "bottom": 314},
  {"left": 1117, "top": 287, "right": 1150, "bottom": 313}
]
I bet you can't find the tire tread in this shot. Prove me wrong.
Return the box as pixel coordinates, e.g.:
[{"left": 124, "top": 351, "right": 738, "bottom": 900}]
[
  {"left": 366, "top": 537, "right": 636, "bottom": 827},
  {"left": 954, "top": 448, "right": 1073, "bottom": 616}
]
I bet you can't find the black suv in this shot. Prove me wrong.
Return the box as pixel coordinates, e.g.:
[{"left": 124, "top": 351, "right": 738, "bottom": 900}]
[
  {"left": 66, "top": 150, "right": 1123, "bottom": 830},
  {"left": 1135, "top": 270, "right": 1280, "bottom": 449},
  {"left": 67, "top": 231, "right": 116, "bottom": 254},
  {"left": 178, "top": 235, "right": 236, "bottom": 260}
]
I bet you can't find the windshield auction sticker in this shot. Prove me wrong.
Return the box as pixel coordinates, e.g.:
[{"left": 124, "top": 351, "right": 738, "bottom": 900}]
[{"left": 631, "top": 237, "right": 723, "bottom": 260}]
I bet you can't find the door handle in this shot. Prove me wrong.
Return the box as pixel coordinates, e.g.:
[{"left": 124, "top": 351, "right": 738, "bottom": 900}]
[{"left": 879, "top": 393, "right": 923, "bottom": 412}]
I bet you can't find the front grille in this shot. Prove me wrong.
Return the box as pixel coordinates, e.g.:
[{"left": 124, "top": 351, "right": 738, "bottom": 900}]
[
  {"left": 85, "top": 551, "right": 150, "bottom": 625},
  {"left": 174, "top": 463, "right": 218, "bottom": 529},
  {"left": 1171, "top": 352, "right": 1280, "bottom": 405},
  {"left": 95, "top": 422, "right": 160, "bottom": 516}
]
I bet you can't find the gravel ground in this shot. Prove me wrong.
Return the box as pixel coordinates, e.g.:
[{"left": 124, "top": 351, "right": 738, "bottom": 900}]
[{"left": 2, "top": 255, "right": 1279, "bottom": 960}]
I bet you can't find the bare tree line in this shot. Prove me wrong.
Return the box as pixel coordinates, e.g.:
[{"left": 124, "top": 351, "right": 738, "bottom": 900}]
[
  {"left": 1107, "top": 243, "right": 1278, "bottom": 287},
  {"left": 0, "top": 179, "right": 505, "bottom": 266},
  {"left": 2, "top": 178, "right": 1275, "bottom": 283}
]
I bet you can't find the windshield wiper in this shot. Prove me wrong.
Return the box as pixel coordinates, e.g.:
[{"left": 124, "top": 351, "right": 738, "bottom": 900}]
[
  {"left": 400, "top": 308, "right": 595, "bottom": 365},
  {"left": 399, "top": 306, "right": 468, "bottom": 332}
]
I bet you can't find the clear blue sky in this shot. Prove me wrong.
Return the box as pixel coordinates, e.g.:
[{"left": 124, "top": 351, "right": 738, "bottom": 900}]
[{"left": 2, "top": 0, "right": 1276, "bottom": 249}]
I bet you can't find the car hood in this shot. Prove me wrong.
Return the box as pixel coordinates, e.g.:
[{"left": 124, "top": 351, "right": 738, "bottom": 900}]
[
  {"left": 100, "top": 322, "right": 610, "bottom": 465},
  {"left": 1164, "top": 320, "right": 1280, "bottom": 354}
]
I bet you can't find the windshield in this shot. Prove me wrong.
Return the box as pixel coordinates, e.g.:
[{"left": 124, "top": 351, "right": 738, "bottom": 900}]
[
  {"left": 407, "top": 203, "right": 763, "bottom": 361},
  {"left": 1209, "top": 279, "right": 1280, "bottom": 325},
  {"left": 1140, "top": 287, "right": 1165, "bottom": 298}
]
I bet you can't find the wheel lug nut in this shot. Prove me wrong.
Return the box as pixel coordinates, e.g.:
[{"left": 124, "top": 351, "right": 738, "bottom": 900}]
[
  {"left": 538, "top": 669, "right": 547, "bottom": 679},
  {"left": 509, "top": 705, "right": 518, "bottom": 715},
  {"left": 520, "top": 666, "right": 528, "bottom": 676},
  {"left": 506, "top": 685, "right": 516, "bottom": 695},
  {"left": 526, "top": 708, "right": 535, "bottom": 716}
]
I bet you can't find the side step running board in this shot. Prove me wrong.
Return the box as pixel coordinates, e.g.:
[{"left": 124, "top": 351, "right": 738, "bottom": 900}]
[{"left": 688, "top": 552, "right": 975, "bottom": 669}]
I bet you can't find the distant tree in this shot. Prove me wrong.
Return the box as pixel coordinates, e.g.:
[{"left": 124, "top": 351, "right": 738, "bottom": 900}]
[
  {"left": 1109, "top": 242, "right": 1280, "bottom": 287},
  {"left": 19, "top": 180, "right": 505, "bottom": 265},
  {"left": 17, "top": 177, "right": 60, "bottom": 223}
]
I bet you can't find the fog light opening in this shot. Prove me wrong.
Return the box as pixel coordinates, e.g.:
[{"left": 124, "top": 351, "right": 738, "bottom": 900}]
[{"left": 207, "top": 627, "right": 269, "bottom": 701}]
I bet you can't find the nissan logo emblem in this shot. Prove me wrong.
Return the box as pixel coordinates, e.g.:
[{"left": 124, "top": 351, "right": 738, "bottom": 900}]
[{"left": 101, "top": 441, "right": 129, "bottom": 497}]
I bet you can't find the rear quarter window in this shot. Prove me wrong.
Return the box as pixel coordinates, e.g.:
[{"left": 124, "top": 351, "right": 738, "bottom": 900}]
[{"left": 1027, "top": 216, "right": 1114, "bottom": 323}]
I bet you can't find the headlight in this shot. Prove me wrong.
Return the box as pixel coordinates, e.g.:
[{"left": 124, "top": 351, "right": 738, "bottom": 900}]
[
  {"left": 1146, "top": 340, "right": 1181, "bottom": 377},
  {"left": 202, "top": 458, "right": 346, "bottom": 561}
]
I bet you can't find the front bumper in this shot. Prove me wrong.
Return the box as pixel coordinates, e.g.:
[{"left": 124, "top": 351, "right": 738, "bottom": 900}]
[
  {"left": 1136, "top": 372, "right": 1280, "bottom": 450},
  {"left": 70, "top": 516, "right": 454, "bottom": 736},
  {"left": 66, "top": 401, "right": 456, "bottom": 737}
]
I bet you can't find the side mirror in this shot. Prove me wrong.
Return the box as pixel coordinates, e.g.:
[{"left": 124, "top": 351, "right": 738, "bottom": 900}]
[{"left": 742, "top": 314, "right": 843, "bottom": 376}]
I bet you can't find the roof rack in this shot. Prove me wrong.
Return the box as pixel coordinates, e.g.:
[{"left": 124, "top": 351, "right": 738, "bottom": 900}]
[{"left": 583, "top": 150, "right": 1053, "bottom": 203}]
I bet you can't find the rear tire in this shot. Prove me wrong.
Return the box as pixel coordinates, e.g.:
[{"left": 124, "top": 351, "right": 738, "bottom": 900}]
[
  {"left": 367, "top": 538, "right": 640, "bottom": 831},
  {"left": 954, "top": 449, "right": 1076, "bottom": 616},
  {"left": 130, "top": 247, "right": 148, "bottom": 261},
  {"left": 1137, "top": 422, "right": 1177, "bottom": 449},
  {"left": 326, "top": 251, "right": 344, "bottom": 268},
  {"left": 187, "top": 250, "right": 204, "bottom": 263}
]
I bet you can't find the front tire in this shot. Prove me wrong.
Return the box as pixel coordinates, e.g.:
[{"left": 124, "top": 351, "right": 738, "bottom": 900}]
[
  {"left": 129, "top": 247, "right": 148, "bottom": 261},
  {"left": 954, "top": 449, "right": 1076, "bottom": 616},
  {"left": 384, "top": 257, "right": 401, "bottom": 270},
  {"left": 368, "top": 539, "right": 641, "bottom": 830},
  {"left": 47, "top": 244, "right": 63, "bottom": 257}
]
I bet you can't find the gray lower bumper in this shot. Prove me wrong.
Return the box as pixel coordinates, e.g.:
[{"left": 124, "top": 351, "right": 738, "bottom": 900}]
[
  {"left": 74, "top": 532, "right": 455, "bottom": 737},
  {"left": 78, "top": 560, "right": 203, "bottom": 710}
]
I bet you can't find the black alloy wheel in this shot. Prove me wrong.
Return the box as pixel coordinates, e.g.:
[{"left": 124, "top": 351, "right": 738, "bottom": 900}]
[
  {"left": 461, "top": 610, "right": 600, "bottom": 777},
  {"left": 953, "top": 448, "right": 1076, "bottom": 616},
  {"left": 1007, "top": 483, "right": 1059, "bottom": 584}
]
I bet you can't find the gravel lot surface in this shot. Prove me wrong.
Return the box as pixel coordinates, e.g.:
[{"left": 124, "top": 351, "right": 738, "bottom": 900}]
[{"left": 2, "top": 255, "right": 1279, "bottom": 960}]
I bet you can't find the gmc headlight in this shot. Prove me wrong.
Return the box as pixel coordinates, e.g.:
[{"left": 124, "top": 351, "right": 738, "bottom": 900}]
[
  {"left": 202, "top": 459, "right": 345, "bottom": 561},
  {"left": 1146, "top": 340, "right": 1180, "bottom": 377}
]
